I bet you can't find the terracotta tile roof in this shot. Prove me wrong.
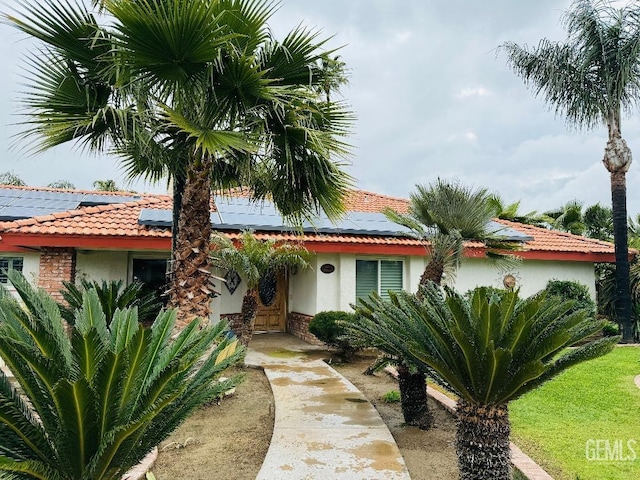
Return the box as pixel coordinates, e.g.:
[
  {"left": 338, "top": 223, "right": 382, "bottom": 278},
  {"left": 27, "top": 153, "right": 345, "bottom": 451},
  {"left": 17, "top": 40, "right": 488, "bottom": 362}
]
[
  {"left": 343, "top": 190, "right": 410, "bottom": 214},
  {"left": 495, "top": 219, "right": 617, "bottom": 255},
  {"left": 0, "top": 184, "right": 141, "bottom": 197},
  {"left": 0, "top": 186, "right": 618, "bottom": 260},
  {"left": 0, "top": 194, "right": 172, "bottom": 238}
]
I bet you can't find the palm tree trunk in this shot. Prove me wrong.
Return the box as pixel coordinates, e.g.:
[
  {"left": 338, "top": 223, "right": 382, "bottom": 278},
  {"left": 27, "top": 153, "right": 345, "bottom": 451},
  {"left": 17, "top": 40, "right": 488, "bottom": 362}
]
[
  {"left": 168, "top": 156, "right": 213, "bottom": 328},
  {"left": 397, "top": 363, "right": 433, "bottom": 430},
  {"left": 416, "top": 259, "right": 444, "bottom": 300},
  {"left": 456, "top": 400, "right": 511, "bottom": 480},
  {"left": 604, "top": 129, "right": 634, "bottom": 343},
  {"left": 239, "top": 289, "right": 259, "bottom": 346},
  {"left": 611, "top": 171, "right": 633, "bottom": 342},
  {"left": 396, "top": 257, "right": 443, "bottom": 429}
]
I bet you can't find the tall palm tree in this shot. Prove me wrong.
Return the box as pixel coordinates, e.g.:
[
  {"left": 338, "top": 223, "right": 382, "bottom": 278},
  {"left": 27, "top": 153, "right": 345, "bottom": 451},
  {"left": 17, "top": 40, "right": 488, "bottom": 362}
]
[
  {"left": 350, "top": 284, "right": 617, "bottom": 480},
  {"left": 501, "top": 0, "right": 640, "bottom": 342},
  {"left": 0, "top": 270, "right": 243, "bottom": 480},
  {"left": 210, "top": 231, "right": 311, "bottom": 345},
  {"left": 6, "top": 0, "right": 353, "bottom": 327}
]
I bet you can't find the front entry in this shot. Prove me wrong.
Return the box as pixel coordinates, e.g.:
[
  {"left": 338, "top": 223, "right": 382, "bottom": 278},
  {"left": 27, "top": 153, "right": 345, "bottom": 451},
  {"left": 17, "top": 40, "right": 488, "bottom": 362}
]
[{"left": 254, "top": 273, "right": 287, "bottom": 332}]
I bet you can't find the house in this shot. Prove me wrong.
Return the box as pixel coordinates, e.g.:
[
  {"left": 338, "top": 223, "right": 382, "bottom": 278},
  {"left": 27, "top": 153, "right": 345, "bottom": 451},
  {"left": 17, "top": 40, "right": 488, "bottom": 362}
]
[{"left": 0, "top": 185, "right": 619, "bottom": 343}]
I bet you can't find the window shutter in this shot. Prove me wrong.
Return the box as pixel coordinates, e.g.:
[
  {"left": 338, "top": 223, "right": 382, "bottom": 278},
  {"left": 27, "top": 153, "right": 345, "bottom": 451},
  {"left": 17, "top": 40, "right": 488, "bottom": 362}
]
[
  {"left": 380, "top": 260, "right": 403, "bottom": 301},
  {"left": 356, "top": 260, "right": 378, "bottom": 304}
]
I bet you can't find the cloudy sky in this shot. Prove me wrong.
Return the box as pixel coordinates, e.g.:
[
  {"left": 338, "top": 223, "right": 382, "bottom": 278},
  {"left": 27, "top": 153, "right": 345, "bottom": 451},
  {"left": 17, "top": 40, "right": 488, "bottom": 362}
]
[{"left": 2, "top": 0, "right": 640, "bottom": 216}]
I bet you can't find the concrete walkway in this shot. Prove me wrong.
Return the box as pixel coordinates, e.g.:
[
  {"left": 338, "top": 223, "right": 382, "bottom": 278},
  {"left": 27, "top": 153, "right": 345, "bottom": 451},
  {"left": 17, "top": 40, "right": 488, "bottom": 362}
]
[{"left": 245, "top": 334, "right": 410, "bottom": 480}]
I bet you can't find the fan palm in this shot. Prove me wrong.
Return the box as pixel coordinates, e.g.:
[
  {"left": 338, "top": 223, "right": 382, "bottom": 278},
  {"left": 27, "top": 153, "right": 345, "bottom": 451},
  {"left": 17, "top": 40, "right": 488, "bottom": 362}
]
[
  {"left": 5, "top": 0, "right": 353, "bottom": 327},
  {"left": 0, "top": 270, "right": 243, "bottom": 480},
  {"left": 350, "top": 284, "right": 617, "bottom": 480},
  {"left": 210, "top": 231, "right": 311, "bottom": 345},
  {"left": 386, "top": 179, "right": 520, "bottom": 289},
  {"left": 502, "top": 0, "right": 640, "bottom": 342}
]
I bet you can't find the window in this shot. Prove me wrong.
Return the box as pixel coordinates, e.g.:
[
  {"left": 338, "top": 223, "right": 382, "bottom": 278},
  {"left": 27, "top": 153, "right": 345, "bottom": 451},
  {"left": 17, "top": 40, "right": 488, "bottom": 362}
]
[
  {"left": 356, "top": 259, "right": 403, "bottom": 303},
  {"left": 0, "top": 257, "right": 24, "bottom": 283}
]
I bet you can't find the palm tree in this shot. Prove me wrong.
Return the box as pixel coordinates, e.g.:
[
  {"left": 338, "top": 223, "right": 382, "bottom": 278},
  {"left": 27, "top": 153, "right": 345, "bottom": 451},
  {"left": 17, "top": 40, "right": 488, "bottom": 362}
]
[
  {"left": 210, "top": 231, "right": 311, "bottom": 345},
  {"left": 542, "top": 200, "right": 586, "bottom": 235},
  {"left": 47, "top": 180, "right": 75, "bottom": 189},
  {"left": 488, "top": 194, "right": 545, "bottom": 227},
  {"left": 0, "top": 270, "right": 243, "bottom": 480},
  {"left": 0, "top": 171, "right": 26, "bottom": 186},
  {"left": 92, "top": 179, "right": 121, "bottom": 192},
  {"left": 350, "top": 284, "right": 617, "bottom": 480},
  {"left": 386, "top": 179, "right": 519, "bottom": 291},
  {"left": 584, "top": 203, "right": 614, "bottom": 241},
  {"left": 373, "top": 180, "right": 519, "bottom": 430},
  {"left": 502, "top": 0, "right": 640, "bottom": 342},
  {"left": 6, "top": 0, "right": 353, "bottom": 327}
]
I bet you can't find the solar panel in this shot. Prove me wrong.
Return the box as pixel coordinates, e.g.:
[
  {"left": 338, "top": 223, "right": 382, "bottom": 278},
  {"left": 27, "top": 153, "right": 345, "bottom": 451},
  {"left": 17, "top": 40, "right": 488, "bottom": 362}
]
[
  {"left": 487, "top": 221, "right": 534, "bottom": 242},
  {"left": 138, "top": 209, "right": 173, "bottom": 227},
  {"left": 139, "top": 198, "right": 533, "bottom": 242},
  {"left": 0, "top": 187, "right": 144, "bottom": 221},
  {"left": 0, "top": 206, "right": 55, "bottom": 220},
  {"left": 80, "top": 193, "right": 141, "bottom": 205}
]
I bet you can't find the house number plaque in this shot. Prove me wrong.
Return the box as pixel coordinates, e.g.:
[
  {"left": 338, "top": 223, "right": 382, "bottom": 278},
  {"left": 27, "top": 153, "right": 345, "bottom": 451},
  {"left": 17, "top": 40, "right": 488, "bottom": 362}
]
[{"left": 320, "top": 263, "right": 335, "bottom": 274}]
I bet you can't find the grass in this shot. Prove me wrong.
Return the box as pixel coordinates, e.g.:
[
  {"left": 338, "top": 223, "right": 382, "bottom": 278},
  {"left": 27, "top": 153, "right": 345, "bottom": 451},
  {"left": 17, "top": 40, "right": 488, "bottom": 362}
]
[{"left": 510, "top": 346, "right": 640, "bottom": 480}]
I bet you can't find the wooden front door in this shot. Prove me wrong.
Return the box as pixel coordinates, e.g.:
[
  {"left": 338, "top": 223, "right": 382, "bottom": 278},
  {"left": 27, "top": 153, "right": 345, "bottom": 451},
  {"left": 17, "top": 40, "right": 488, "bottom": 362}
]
[{"left": 254, "top": 273, "right": 287, "bottom": 332}]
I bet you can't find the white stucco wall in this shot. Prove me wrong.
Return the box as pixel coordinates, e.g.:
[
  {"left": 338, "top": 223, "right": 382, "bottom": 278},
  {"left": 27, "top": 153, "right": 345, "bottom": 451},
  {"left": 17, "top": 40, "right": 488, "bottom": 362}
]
[
  {"left": 455, "top": 258, "right": 597, "bottom": 299},
  {"left": 0, "top": 247, "right": 598, "bottom": 328},
  {"left": 76, "top": 251, "right": 130, "bottom": 283},
  {"left": 211, "top": 266, "right": 244, "bottom": 324},
  {"left": 289, "top": 256, "right": 319, "bottom": 316}
]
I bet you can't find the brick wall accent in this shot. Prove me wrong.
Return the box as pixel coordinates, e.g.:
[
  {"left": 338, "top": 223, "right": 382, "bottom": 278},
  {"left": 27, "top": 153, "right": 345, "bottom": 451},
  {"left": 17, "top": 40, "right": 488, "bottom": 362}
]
[
  {"left": 287, "top": 312, "right": 325, "bottom": 346},
  {"left": 38, "top": 248, "right": 76, "bottom": 303},
  {"left": 220, "top": 313, "right": 242, "bottom": 337}
]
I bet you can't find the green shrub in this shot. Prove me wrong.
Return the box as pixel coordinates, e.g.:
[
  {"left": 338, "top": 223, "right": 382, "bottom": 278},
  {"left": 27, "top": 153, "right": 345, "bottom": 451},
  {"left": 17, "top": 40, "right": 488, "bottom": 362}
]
[
  {"left": 383, "top": 390, "right": 401, "bottom": 403},
  {"left": 309, "top": 310, "right": 358, "bottom": 360},
  {"left": 545, "top": 279, "right": 596, "bottom": 316},
  {"left": 601, "top": 320, "right": 620, "bottom": 337}
]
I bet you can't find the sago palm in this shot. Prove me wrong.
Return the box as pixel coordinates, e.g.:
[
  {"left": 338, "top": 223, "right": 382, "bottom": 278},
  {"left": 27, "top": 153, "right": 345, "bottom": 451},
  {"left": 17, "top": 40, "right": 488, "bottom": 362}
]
[
  {"left": 210, "top": 230, "right": 311, "bottom": 345},
  {"left": 502, "top": 0, "right": 640, "bottom": 342},
  {"left": 58, "top": 278, "right": 162, "bottom": 326},
  {"left": 0, "top": 270, "right": 243, "bottom": 480},
  {"left": 350, "top": 284, "right": 617, "bottom": 480},
  {"left": 5, "top": 0, "right": 353, "bottom": 327}
]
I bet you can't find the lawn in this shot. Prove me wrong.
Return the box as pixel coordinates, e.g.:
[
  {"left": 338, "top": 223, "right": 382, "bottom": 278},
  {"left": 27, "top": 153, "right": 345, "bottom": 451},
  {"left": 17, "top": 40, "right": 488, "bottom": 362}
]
[{"left": 510, "top": 346, "right": 640, "bottom": 480}]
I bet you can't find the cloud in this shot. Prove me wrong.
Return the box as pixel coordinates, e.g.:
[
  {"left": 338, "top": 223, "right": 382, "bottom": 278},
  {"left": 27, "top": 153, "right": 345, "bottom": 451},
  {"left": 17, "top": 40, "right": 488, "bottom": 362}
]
[
  {"left": 455, "top": 87, "right": 491, "bottom": 99},
  {"left": 5, "top": 0, "right": 640, "bottom": 220}
]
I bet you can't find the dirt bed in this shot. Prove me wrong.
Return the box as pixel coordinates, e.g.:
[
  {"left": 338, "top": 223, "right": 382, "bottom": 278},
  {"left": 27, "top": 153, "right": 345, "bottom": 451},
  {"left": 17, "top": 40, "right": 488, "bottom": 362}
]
[{"left": 152, "top": 354, "right": 459, "bottom": 480}]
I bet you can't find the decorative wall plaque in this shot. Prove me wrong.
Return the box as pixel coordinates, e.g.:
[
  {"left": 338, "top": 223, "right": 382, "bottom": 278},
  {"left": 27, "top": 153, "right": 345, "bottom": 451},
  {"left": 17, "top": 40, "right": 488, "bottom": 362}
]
[
  {"left": 224, "top": 270, "right": 241, "bottom": 295},
  {"left": 503, "top": 274, "right": 517, "bottom": 290},
  {"left": 320, "top": 263, "right": 335, "bottom": 274}
]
